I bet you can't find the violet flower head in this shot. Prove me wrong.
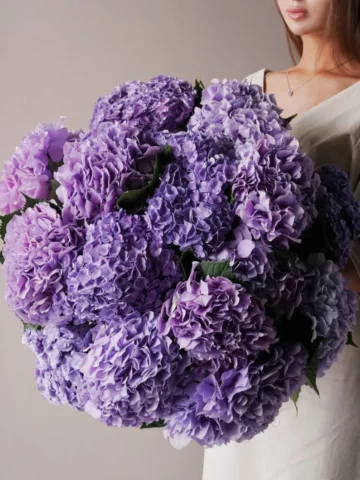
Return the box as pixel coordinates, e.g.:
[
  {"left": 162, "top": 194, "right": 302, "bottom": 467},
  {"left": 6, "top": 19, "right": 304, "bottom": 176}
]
[
  {"left": 295, "top": 254, "right": 358, "bottom": 375},
  {"left": 304, "top": 164, "right": 360, "bottom": 267},
  {"left": 147, "top": 132, "right": 235, "bottom": 258},
  {"left": 66, "top": 210, "right": 181, "bottom": 325},
  {"left": 90, "top": 75, "right": 197, "bottom": 135},
  {"left": 80, "top": 310, "right": 187, "bottom": 428},
  {"left": 211, "top": 224, "right": 272, "bottom": 284},
  {"left": 260, "top": 252, "right": 306, "bottom": 321},
  {"left": 0, "top": 119, "right": 71, "bottom": 215},
  {"left": 232, "top": 135, "right": 318, "bottom": 249},
  {"left": 22, "top": 324, "right": 92, "bottom": 410},
  {"left": 55, "top": 121, "right": 160, "bottom": 223},
  {"left": 3, "top": 203, "right": 84, "bottom": 326},
  {"left": 159, "top": 263, "right": 277, "bottom": 362},
  {"left": 188, "top": 78, "right": 288, "bottom": 143},
  {"left": 165, "top": 343, "right": 307, "bottom": 448},
  {"left": 187, "top": 78, "right": 318, "bottom": 249}
]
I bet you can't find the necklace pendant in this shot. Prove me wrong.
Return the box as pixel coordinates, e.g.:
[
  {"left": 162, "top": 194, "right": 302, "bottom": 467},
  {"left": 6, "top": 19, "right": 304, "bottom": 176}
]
[{"left": 288, "top": 90, "right": 294, "bottom": 96}]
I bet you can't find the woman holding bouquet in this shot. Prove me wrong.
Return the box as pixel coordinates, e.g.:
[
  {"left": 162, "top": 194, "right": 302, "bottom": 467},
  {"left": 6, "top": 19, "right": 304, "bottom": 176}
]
[
  {"left": 203, "top": 1, "right": 360, "bottom": 479},
  {"left": 3, "top": 0, "right": 360, "bottom": 472}
]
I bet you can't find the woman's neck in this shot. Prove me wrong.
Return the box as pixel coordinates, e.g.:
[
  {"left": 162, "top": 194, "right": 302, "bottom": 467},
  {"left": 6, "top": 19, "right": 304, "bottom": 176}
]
[{"left": 296, "top": 34, "right": 352, "bottom": 73}]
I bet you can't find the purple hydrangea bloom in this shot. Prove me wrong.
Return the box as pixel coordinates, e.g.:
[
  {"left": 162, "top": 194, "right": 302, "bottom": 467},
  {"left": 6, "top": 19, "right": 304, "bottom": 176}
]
[
  {"left": 0, "top": 119, "right": 73, "bottom": 215},
  {"left": 159, "top": 263, "right": 276, "bottom": 362},
  {"left": 295, "top": 254, "right": 358, "bottom": 375},
  {"left": 211, "top": 225, "right": 272, "bottom": 284},
  {"left": 232, "top": 135, "right": 318, "bottom": 249},
  {"left": 3, "top": 203, "right": 84, "bottom": 326},
  {"left": 260, "top": 253, "right": 306, "bottom": 321},
  {"left": 187, "top": 79, "right": 318, "bottom": 249},
  {"left": 90, "top": 74, "right": 196, "bottom": 135},
  {"left": 188, "top": 78, "right": 288, "bottom": 142},
  {"left": 147, "top": 132, "right": 236, "bottom": 258},
  {"left": 79, "top": 310, "right": 187, "bottom": 427},
  {"left": 152, "top": 86, "right": 319, "bottom": 252},
  {"left": 55, "top": 122, "right": 160, "bottom": 223},
  {"left": 66, "top": 210, "right": 181, "bottom": 324},
  {"left": 22, "top": 324, "right": 92, "bottom": 410},
  {"left": 165, "top": 343, "right": 307, "bottom": 448},
  {"left": 305, "top": 165, "right": 360, "bottom": 267},
  {"left": 259, "top": 253, "right": 358, "bottom": 376}
]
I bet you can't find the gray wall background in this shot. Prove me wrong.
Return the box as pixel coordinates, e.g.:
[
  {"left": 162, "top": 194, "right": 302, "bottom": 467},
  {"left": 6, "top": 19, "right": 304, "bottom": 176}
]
[{"left": 0, "top": 1, "right": 290, "bottom": 479}]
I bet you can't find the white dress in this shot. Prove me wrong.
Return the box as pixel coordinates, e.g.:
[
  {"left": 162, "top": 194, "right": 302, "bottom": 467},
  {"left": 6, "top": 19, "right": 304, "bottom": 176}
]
[{"left": 202, "top": 68, "right": 360, "bottom": 480}]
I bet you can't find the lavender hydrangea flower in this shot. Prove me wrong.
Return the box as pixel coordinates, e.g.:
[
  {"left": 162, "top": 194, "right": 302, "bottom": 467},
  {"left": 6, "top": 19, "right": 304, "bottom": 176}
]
[
  {"left": 211, "top": 225, "right": 272, "bottom": 284},
  {"left": 188, "top": 78, "right": 288, "bottom": 142},
  {"left": 147, "top": 132, "right": 236, "bottom": 258},
  {"left": 90, "top": 75, "right": 197, "bottom": 135},
  {"left": 0, "top": 119, "right": 72, "bottom": 215},
  {"left": 22, "top": 324, "right": 92, "bottom": 410},
  {"left": 66, "top": 210, "right": 181, "bottom": 324},
  {"left": 303, "top": 165, "right": 360, "bottom": 267},
  {"left": 165, "top": 343, "right": 307, "bottom": 448},
  {"left": 55, "top": 122, "right": 160, "bottom": 222},
  {"left": 159, "top": 263, "right": 276, "bottom": 362},
  {"left": 187, "top": 78, "right": 318, "bottom": 249},
  {"left": 3, "top": 203, "right": 84, "bottom": 326},
  {"left": 80, "top": 310, "right": 187, "bottom": 427},
  {"left": 294, "top": 254, "right": 358, "bottom": 375},
  {"left": 260, "top": 253, "right": 306, "bottom": 321},
  {"left": 232, "top": 135, "right": 318, "bottom": 248}
]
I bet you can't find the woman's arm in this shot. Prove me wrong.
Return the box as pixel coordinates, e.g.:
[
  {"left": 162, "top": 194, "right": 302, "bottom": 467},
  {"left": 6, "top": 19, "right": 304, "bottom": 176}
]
[
  {"left": 342, "top": 259, "right": 360, "bottom": 293},
  {"left": 345, "top": 139, "right": 360, "bottom": 293}
]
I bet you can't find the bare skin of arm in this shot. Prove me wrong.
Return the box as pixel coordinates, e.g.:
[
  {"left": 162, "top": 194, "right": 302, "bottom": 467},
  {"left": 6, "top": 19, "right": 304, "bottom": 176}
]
[{"left": 342, "top": 260, "right": 360, "bottom": 294}]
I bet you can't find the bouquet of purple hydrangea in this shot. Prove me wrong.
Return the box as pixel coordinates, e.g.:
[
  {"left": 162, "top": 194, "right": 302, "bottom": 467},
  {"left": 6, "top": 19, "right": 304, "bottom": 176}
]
[{"left": 1, "top": 74, "right": 359, "bottom": 449}]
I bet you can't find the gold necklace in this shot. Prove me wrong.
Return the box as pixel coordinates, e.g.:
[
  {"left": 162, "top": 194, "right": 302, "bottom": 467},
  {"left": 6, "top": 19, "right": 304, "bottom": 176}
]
[{"left": 286, "top": 58, "right": 354, "bottom": 96}]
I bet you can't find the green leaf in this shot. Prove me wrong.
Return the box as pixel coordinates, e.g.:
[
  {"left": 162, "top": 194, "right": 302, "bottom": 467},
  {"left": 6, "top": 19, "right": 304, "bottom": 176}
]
[
  {"left": 116, "top": 185, "right": 151, "bottom": 214},
  {"left": 50, "top": 179, "right": 61, "bottom": 201},
  {"left": 347, "top": 332, "right": 358, "bottom": 348},
  {"left": 48, "top": 179, "right": 63, "bottom": 214},
  {"left": 48, "top": 156, "right": 63, "bottom": 212},
  {"left": 47, "top": 155, "right": 64, "bottom": 174},
  {"left": 22, "top": 194, "right": 42, "bottom": 210},
  {"left": 305, "top": 348, "right": 320, "bottom": 396},
  {"left": 224, "top": 185, "right": 235, "bottom": 206},
  {"left": 195, "top": 79, "right": 205, "bottom": 92},
  {"left": 140, "top": 419, "right": 166, "bottom": 430},
  {"left": 23, "top": 322, "right": 42, "bottom": 332},
  {"left": 0, "top": 250, "right": 4, "bottom": 265},
  {"left": 283, "top": 113, "right": 298, "bottom": 123},
  {"left": 199, "top": 260, "right": 237, "bottom": 282},
  {"left": 0, "top": 212, "right": 17, "bottom": 241},
  {"left": 180, "top": 249, "right": 198, "bottom": 280},
  {"left": 291, "top": 387, "right": 301, "bottom": 415},
  {"left": 149, "top": 145, "right": 172, "bottom": 191},
  {"left": 195, "top": 79, "right": 206, "bottom": 107},
  {"left": 117, "top": 145, "right": 172, "bottom": 214}
]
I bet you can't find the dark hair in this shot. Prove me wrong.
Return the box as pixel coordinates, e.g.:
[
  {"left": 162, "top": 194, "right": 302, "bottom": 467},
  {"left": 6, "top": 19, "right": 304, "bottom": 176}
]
[{"left": 277, "top": 0, "right": 360, "bottom": 73}]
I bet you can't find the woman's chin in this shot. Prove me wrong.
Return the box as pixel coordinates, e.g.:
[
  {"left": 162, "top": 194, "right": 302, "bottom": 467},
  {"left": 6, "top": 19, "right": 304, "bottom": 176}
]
[{"left": 287, "top": 23, "right": 325, "bottom": 38}]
